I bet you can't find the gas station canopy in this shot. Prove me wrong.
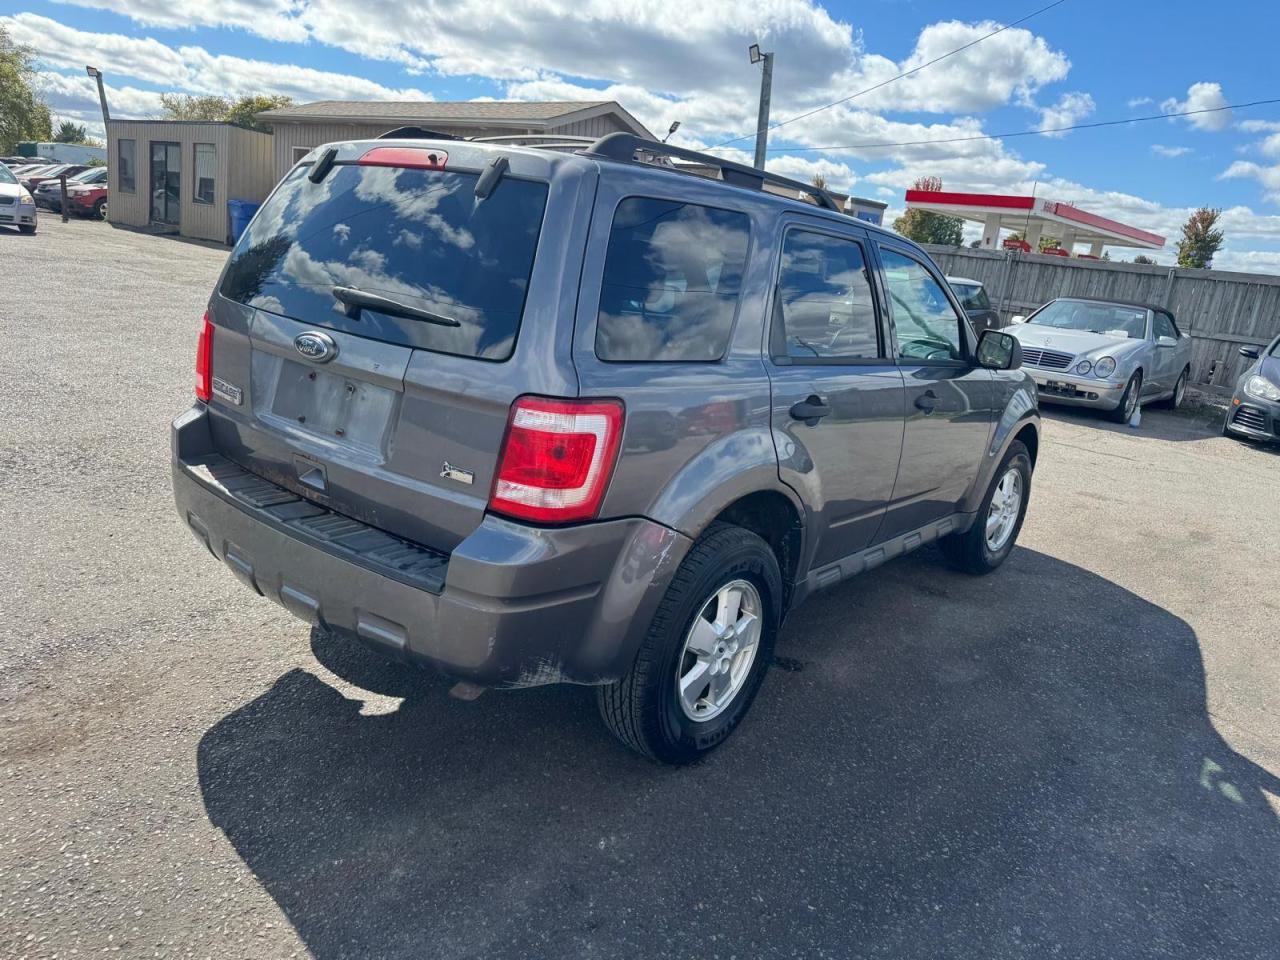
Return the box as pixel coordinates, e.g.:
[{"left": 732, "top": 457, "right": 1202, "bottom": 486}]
[{"left": 903, "top": 190, "right": 1166, "bottom": 258}]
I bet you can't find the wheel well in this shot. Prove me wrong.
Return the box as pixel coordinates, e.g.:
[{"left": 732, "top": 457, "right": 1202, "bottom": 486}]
[
  {"left": 1015, "top": 423, "right": 1039, "bottom": 468},
  {"left": 710, "top": 491, "right": 803, "bottom": 602}
]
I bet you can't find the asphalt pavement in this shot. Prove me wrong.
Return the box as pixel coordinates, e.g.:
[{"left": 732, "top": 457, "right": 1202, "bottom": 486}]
[{"left": 2, "top": 218, "right": 1279, "bottom": 959}]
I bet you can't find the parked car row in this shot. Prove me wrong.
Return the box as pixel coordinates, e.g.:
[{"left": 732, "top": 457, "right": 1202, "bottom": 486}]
[
  {"left": 945, "top": 277, "right": 1275, "bottom": 444},
  {"left": 1, "top": 157, "right": 111, "bottom": 231}
]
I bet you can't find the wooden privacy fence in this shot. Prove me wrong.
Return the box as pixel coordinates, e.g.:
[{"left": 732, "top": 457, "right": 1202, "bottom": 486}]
[{"left": 921, "top": 245, "right": 1280, "bottom": 390}]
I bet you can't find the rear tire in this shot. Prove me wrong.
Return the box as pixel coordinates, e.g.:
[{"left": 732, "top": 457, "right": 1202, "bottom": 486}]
[
  {"left": 1110, "top": 372, "right": 1142, "bottom": 423},
  {"left": 940, "top": 441, "right": 1032, "bottom": 575},
  {"left": 598, "top": 523, "right": 782, "bottom": 764},
  {"left": 1162, "top": 368, "right": 1188, "bottom": 409}
]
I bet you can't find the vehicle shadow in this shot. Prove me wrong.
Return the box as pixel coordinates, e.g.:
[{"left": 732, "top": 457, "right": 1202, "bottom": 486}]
[
  {"left": 1042, "top": 404, "right": 1223, "bottom": 443},
  {"left": 197, "top": 548, "right": 1280, "bottom": 959}
]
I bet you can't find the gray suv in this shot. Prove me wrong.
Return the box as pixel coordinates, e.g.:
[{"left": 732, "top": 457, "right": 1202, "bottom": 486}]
[{"left": 172, "top": 133, "right": 1040, "bottom": 763}]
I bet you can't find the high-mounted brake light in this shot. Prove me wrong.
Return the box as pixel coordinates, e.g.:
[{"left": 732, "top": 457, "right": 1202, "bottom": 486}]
[
  {"left": 357, "top": 146, "right": 448, "bottom": 170},
  {"left": 195, "top": 311, "right": 213, "bottom": 402},
  {"left": 489, "top": 397, "right": 625, "bottom": 524}
]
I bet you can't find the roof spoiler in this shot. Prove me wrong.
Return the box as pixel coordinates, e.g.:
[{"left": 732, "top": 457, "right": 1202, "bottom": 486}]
[{"left": 582, "top": 133, "right": 841, "bottom": 212}]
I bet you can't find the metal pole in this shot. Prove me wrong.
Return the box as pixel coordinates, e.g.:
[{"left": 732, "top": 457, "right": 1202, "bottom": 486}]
[
  {"left": 59, "top": 174, "right": 69, "bottom": 223},
  {"left": 753, "top": 52, "right": 773, "bottom": 170},
  {"left": 94, "top": 72, "right": 110, "bottom": 126}
]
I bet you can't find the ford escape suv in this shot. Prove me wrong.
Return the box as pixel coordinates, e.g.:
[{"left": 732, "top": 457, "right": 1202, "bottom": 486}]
[{"left": 172, "top": 133, "right": 1040, "bottom": 763}]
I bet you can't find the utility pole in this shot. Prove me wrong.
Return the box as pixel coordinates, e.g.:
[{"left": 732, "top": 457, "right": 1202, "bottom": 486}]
[
  {"left": 85, "top": 66, "right": 110, "bottom": 130},
  {"left": 748, "top": 44, "right": 773, "bottom": 170}
]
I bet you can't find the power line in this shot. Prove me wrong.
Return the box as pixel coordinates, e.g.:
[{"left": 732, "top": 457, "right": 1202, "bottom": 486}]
[
  {"left": 712, "top": 0, "right": 1069, "bottom": 149},
  {"left": 735, "top": 98, "right": 1280, "bottom": 154}
]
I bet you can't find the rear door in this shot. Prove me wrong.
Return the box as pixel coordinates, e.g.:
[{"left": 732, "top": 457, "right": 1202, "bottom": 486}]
[
  {"left": 872, "top": 240, "right": 995, "bottom": 540},
  {"left": 204, "top": 144, "right": 591, "bottom": 553},
  {"left": 766, "top": 218, "right": 905, "bottom": 567}
]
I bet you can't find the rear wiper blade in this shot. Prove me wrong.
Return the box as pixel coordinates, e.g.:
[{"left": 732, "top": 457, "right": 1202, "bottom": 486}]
[{"left": 331, "top": 285, "right": 460, "bottom": 327}]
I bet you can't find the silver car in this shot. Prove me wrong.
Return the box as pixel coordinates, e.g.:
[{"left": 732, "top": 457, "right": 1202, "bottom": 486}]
[{"left": 1009, "top": 297, "right": 1192, "bottom": 422}]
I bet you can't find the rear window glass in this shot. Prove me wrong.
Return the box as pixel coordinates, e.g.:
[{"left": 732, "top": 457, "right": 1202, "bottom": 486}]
[
  {"left": 595, "top": 197, "right": 750, "bottom": 362},
  {"left": 952, "top": 283, "right": 990, "bottom": 311},
  {"left": 220, "top": 163, "right": 548, "bottom": 360}
]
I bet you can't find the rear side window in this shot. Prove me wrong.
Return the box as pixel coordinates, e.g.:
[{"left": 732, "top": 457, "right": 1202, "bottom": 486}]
[
  {"left": 775, "top": 229, "right": 880, "bottom": 360},
  {"left": 595, "top": 197, "right": 750, "bottom": 362},
  {"left": 954, "top": 283, "right": 990, "bottom": 311},
  {"left": 220, "top": 163, "right": 548, "bottom": 360}
]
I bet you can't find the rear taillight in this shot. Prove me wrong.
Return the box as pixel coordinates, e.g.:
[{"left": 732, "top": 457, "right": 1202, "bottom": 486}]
[
  {"left": 195, "top": 311, "right": 213, "bottom": 402},
  {"left": 489, "top": 397, "right": 624, "bottom": 524}
]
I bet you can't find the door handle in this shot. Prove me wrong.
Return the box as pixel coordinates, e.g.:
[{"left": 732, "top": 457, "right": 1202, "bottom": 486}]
[
  {"left": 789, "top": 395, "right": 831, "bottom": 423},
  {"left": 914, "top": 390, "right": 938, "bottom": 413}
]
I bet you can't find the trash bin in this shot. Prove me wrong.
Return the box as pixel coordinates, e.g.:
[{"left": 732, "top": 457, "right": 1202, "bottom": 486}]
[{"left": 227, "top": 199, "right": 261, "bottom": 245}]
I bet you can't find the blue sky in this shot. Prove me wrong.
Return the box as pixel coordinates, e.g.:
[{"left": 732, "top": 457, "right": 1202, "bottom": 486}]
[{"left": 6, "top": 0, "right": 1280, "bottom": 271}]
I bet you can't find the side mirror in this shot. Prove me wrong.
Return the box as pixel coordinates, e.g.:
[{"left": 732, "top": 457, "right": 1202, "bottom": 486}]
[
  {"left": 1010, "top": 315, "right": 1027, "bottom": 324},
  {"left": 1156, "top": 336, "right": 1177, "bottom": 349},
  {"left": 1239, "top": 346, "right": 1261, "bottom": 360},
  {"left": 977, "top": 330, "right": 1022, "bottom": 371}
]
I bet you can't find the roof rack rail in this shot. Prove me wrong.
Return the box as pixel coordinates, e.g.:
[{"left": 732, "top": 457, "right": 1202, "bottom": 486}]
[
  {"left": 378, "top": 126, "right": 463, "bottom": 141},
  {"left": 470, "top": 134, "right": 599, "bottom": 154},
  {"left": 582, "top": 133, "right": 841, "bottom": 212}
]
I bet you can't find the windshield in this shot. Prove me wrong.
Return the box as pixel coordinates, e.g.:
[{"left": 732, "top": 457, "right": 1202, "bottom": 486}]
[
  {"left": 0, "top": 165, "right": 15, "bottom": 186},
  {"left": 951, "top": 282, "right": 990, "bottom": 311},
  {"left": 221, "top": 162, "right": 548, "bottom": 360},
  {"left": 1027, "top": 300, "right": 1148, "bottom": 339},
  {"left": 68, "top": 167, "right": 106, "bottom": 183}
]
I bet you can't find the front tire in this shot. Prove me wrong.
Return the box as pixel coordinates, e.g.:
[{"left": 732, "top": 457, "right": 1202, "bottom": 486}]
[
  {"left": 1110, "top": 371, "right": 1142, "bottom": 423},
  {"left": 92, "top": 199, "right": 107, "bottom": 220},
  {"left": 940, "top": 441, "right": 1032, "bottom": 575},
  {"left": 18, "top": 224, "right": 36, "bottom": 235},
  {"left": 598, "top": 523, "right": 782, "bottom": 764}
]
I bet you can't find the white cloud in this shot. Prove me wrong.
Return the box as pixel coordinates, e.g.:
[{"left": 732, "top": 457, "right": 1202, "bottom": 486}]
[
  {"left": 1033, "top": 91, "right": 1095, "bottom": 137},
  {"left": 1160, "top": 81, "right": 1232, "bottom": 131},
  {"left": 1151, "top": 144, "right": 1192, "bottom": 158},
  {"left": 2, "top": 14, "right": 431, "bottom": 105},
  {"left": 1213, "top": 249, "right": 1280, "bottom": 274},
  {"left": 1127, "top": 96, "right": 1153, "bottom": 108},
  {"left": 1221, "top": 161, "right": 1280, "bottom": 203},
  {"left": 1239, "top": 119, "right": 1280, "bottom": 133}
]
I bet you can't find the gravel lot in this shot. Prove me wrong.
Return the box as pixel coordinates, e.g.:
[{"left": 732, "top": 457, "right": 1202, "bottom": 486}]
[{"left": 3, "top": 217, "right": 1279, "bottom": 959}]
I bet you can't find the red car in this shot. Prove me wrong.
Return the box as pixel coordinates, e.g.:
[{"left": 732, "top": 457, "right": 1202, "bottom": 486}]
[{"left": 34, "top": 166, "right": 109, "bottom": 218}]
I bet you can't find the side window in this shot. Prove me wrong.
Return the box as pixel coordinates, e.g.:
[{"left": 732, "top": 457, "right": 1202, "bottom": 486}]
[
  {"left": 595, "top": 198, "right": 751, "bottom": 362},
  {"left": 774, "top": 229, "right": 880, "bottom": 360},
  {"left": 1154, "top": 312, "right": 1177, "bottom": 340},
  {"left": 880, "top": 249, "right": 965, "bottom": 362},
  {"left": 118, "top": 138, "right": 135, "bottom": 193},
  {"left": 194, "top": 143, "right": 216, "bottom": 205}
]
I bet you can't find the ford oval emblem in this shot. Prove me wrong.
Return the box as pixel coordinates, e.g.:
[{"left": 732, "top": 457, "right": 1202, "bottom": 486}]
[{"left": 294, "top": 331, "right": 337, "bottom": 363}]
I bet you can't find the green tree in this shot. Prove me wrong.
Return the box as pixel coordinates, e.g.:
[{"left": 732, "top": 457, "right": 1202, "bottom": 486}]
[
  {"left": 54, "top": 120, "right": 87, "bottom": 143},
  {"left": 160, "top": 93, "right": 233, "bottom": 121},
  {"left": 1176, "top": 207, "right": 1224, "bottom": 269},
  {"left": 1133, "top": 254, "right": 1157, "bottom": 265},
  {"left": 159, "top": 92, "right": 293, "bottom": 132},
  {"left": 224, "top": 94, "right": 293, "bottom": 132},
  {"left": 0, "top": 26, "right": 53, "bottom": 153},
  {"left": 892, "top": 176, "right": 964, "bottom": 246}
]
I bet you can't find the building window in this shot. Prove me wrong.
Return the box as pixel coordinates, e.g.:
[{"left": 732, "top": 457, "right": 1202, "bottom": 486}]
[
  {"left": 193, "top": 143, "right": 216, "bottom": 205},
  {"left": 118, "top": 138, "right": 135, "bottom": 193},
  {"left": 292, "top": 146, "right": 311, "bottom": 164}
]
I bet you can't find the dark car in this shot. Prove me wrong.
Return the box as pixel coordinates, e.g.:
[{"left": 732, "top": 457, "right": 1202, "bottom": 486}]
[
  {"left": 20, "top": 163, "right": 89, "bottom": 194},
  {"left": 1224, "top": 335, "right": 1280, "bottom": 443},
  {"left": 171, "top": 133, "right": 1039, "bottom": 763},
  {"left": 947, "top": 276, "right": 1001, "bottom": 333}
]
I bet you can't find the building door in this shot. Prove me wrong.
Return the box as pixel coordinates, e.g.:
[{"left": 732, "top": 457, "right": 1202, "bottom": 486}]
[{"left": 149, "top": 142, "right": 181, "bottom": 225}]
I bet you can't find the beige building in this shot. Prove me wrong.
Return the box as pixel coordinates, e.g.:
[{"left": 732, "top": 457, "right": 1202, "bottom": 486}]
[
  {"left": 105, "top": 120, "right": 274, "bottom": 244},
  {"left": 256, "top": 100, "right": 653, "bottom": 179}
]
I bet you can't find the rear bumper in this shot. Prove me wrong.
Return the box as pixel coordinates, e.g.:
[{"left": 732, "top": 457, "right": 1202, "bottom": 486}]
[
  {"left": 1026, "top": 369, "right": 1126, "bottom": 410},
  {"left": 172, "top": 406, "right": 691, "bottom": 687}
]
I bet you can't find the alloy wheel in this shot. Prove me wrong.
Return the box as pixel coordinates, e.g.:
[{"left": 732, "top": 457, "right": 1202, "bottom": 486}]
[
  {"left": 985, "top": 468, "right": 1022, "bottom": 552},
  {"left": 676, "top": 579, "right": 762, "bottom": 722}
]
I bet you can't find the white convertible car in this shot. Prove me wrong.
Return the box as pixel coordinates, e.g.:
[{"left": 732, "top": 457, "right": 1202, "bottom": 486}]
[{"left": 1009, "top": 297, "right": 1193, "bottom": 422}]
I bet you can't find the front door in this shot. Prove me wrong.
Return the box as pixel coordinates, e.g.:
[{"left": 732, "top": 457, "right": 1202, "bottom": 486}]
[
  {"left": 767, "top": 221, "right": 905, "bottom": 569},
  {"left": 1150, "top": 309, "right": 1181, "bottom": 395},
  {"left": 149, "top": 142, "right": 180, "bottom": 225},
  {"left": 873, "top": 241, "right": 995, "bottom": 540}
]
